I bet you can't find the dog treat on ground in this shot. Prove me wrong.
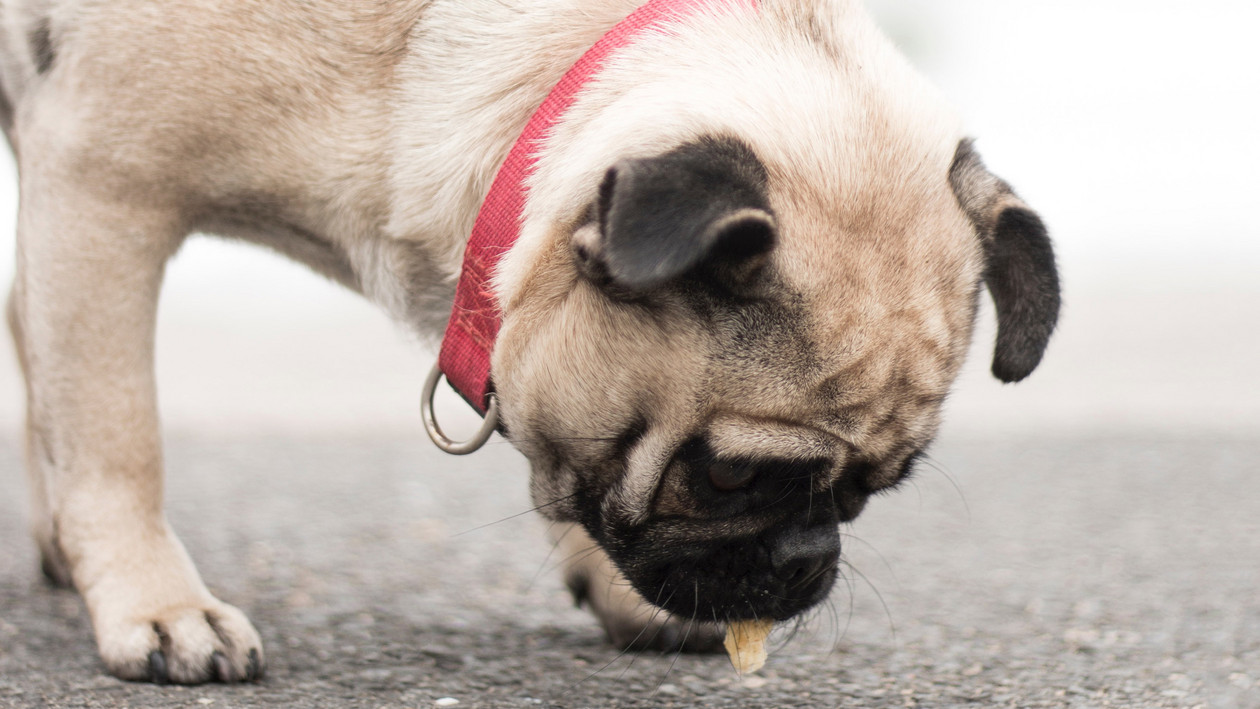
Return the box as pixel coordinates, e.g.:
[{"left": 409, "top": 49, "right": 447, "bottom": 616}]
[{"left": 724, "top": 618, "right": 774, "bottom": 674}]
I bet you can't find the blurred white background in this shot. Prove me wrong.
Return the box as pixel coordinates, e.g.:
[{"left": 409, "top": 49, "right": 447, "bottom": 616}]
[{"left": 0, "top": 1, "right": 1256, "bottom": 438}]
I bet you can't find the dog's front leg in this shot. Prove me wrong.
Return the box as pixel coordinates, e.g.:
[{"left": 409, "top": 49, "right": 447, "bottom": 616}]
[
  {"left": 9, "top": 168, "right": 263, "bottom": 684},
  {"left": 553, "top": 522, "right": 724, "bottom": 653}
]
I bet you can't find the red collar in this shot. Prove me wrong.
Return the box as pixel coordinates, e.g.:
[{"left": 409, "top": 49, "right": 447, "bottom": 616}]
[{"left": 437, "top": 0, "right": 755, "bottom": 416}]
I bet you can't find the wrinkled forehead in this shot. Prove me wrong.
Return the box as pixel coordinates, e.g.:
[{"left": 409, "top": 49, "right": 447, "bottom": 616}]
[
  {"left": 694, "top": 199, "right": 985, "bottom": 457},
  {"left": 696, "top": 317, "right": 947, "bottom": 463}
]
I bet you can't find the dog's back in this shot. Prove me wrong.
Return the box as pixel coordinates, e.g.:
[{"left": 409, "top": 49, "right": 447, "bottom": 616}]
[{"left": 0, "top": 0, "right": 417, "bottom": 223}]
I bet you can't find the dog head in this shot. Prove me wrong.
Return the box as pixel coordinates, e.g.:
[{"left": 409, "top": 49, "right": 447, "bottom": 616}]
[{"left": 490, "top": 3, "right": 1059, "bottom": 624}]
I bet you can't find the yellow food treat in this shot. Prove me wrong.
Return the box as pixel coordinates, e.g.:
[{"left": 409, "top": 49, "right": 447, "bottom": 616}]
[{"left": 724, "top": 618, "right": 774, "bottom": 674}]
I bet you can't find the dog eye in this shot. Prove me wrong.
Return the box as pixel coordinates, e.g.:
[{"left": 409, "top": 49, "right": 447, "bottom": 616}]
[{"left": 708, "top": 460, "right": 757, "bottom": 491}]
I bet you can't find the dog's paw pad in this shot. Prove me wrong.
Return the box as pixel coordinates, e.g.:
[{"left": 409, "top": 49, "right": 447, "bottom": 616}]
[{"left": 101, "top": 603, "right": 265, "bottom": 684}]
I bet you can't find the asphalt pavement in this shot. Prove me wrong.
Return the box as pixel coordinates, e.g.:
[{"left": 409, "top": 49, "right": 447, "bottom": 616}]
[{"left": 2, "top": 432, "right": 1257, "bottom": 708}]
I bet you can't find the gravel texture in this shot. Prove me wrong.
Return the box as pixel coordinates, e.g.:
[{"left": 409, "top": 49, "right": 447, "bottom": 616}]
[{"left": 1, "top": 434, "right": 1258, "bottom": 708}]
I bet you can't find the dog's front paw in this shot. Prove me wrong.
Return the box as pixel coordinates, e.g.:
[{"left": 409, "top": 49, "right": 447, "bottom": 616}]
[
  {"left": 95, "top": 600, "right": 264, "bottom": 684},
  {"left": 554, "top": 523, "right": 724, "bottom": 654},
  {"left": 592, "top": 595, "right": 725, "bottom": 654}
]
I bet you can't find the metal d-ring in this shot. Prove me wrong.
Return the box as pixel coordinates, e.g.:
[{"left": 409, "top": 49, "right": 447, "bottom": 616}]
[{"left": 422, "top": 363, "right": 500, "bottom": 455}]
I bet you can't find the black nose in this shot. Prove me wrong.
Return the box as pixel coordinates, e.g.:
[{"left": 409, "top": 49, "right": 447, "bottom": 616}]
[{"left": 769, "top": 525, "right": 841, "bottom": 591}]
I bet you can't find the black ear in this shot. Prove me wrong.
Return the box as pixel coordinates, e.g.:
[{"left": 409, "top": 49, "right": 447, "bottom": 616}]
[
  {"left": 581, "top": 136, "right": 777, "bottom": 293},
  {"left": 950, "top": 139, "right": 1061, "bottom": 383}
]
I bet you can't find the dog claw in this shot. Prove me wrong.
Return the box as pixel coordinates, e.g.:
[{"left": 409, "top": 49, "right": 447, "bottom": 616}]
[
  {"left": 211, "top": 651, "right": 233, "bottom": 683},
  {"left": 148, "top": 650, "right": 170, "bottom": 685},
  {"left": 246, "top": 648, "right": 263, "bottom": 681}
]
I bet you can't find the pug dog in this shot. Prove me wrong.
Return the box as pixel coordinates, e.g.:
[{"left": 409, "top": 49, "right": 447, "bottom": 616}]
[{"left": 0, "top": 0, "right": 1058, "bottom": 685}]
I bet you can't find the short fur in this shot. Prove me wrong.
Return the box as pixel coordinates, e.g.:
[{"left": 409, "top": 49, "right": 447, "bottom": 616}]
[{"left": 0, "top": 0, "right": 1058, "bottom": 684}]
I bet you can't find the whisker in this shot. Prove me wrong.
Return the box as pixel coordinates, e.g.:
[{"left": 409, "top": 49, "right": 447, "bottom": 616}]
[
  {"left": 823, "top": 597, "right": 843, "bottom": 658},
  {"left": 834, "top": 565, "right": 857, "bottom": 649},
  {"left": 753, "top": 479, "right": 804, "bottom": 514},
  {"left": 799, "top": 558, "right": 835, "bottom": 588},
  {"left": 453, "top": 492, "right": 578, "bottom": 537},
  {"left": 840, "top": 558, "right": 897, "bottom": 642},
  {"left": 906, "top": 476, "right": 926, "bottom": 514},
  {"left": 626, "top": 568, "right": 682, "bottom": 663},
  {"left": 525, "top": 522, "right": 577, "bottom": 591},
  {"left": 921, "top": 454, "right": 971, "bottom": 522},
  {"left": 839, "top": 530, "right": 901, "bottom": 589},
  {"left": 778, "top": 609, "right": 808, "bottom": 648},
  {"left": 612, "top": 568, "right": 685, "bottom": 679},
  {"left": 807, "top": 475, "right": 815, "bottom": 524},
  {"left": 536, "top": 543, "right": 603, "bottom": 597},
  {"left": 616, "top": 603, "right": 671, "bottom": 679},
  {"left": 653, "top": 586, "right": 698, "bottom": 693},
  {"left": 569, "top": 587, "right": 678, "bottom": 691}
]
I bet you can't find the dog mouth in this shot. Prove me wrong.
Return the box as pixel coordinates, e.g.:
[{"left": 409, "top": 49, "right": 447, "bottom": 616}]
[
  {"left": 607, "top": 518, "right": 842, "bottom": 623},
  {"left": 527, "top": 424, "right": 884, "bottom": 623},
  {"left": 576, "top": 439, "right": 873, "bottom": 623}
]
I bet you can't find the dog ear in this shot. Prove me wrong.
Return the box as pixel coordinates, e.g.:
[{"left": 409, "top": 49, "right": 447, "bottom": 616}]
[
  {"left": 949, "top": 139, "right": 1061, "bottom": 383},
  {"left": 577, "top": 136, "right": 777, "bottom": 293}
]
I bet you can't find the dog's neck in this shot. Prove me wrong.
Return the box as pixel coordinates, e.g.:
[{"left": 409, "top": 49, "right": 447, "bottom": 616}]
[
  {"left": 382, "top": 0, "right": 646, "bottom": 274},
  {"left": 436, "top": 0, "right": 758, "bottom": 413}
]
